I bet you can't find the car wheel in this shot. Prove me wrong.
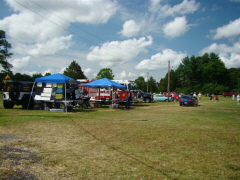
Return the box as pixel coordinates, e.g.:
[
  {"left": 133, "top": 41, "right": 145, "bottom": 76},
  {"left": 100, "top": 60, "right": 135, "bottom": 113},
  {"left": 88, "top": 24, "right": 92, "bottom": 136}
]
[
  {"left": 3, "top": 101, "right": 14, "bottom": 109},
  {"left": 9, "top": 86, "right": 20, "bottom": 100},
  {"left": 145, "top": 98, "right": 151, "bottom": 103},
  {"left": 22, "top": 96, "right": 35, "bottom": 109}
]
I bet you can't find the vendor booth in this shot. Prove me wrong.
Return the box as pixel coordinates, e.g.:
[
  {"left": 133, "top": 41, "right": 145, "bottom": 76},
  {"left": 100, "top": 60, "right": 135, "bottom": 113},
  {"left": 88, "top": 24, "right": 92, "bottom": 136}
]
[
  {"left": 30, "top": 73, "right": 82, "bottom": 112},
  {"left": 82, "top": 78, "right": 126, "bottom": 108}
]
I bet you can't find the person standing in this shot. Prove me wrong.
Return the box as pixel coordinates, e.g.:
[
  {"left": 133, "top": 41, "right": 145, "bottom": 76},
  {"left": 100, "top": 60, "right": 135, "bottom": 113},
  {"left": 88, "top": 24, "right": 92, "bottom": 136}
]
[
  {"left": 198, "top": 92, "right": 202, "bottom": 102},
  {"left": 211, "top": 94, "right": 215, "bottom": 102},
  {"left": 237, "top": 94, "right": 240, "bottom": 105},
  {"left": 232, "top": 94, "right": 235, "bottom": 100},
  {"left": 125, "top": 90, "right": 132, "bottom": 109}
]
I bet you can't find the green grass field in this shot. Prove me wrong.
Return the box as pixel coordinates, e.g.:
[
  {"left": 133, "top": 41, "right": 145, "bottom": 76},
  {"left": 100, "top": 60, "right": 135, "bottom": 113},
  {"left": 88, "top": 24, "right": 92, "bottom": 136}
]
[{"left": 0, "top": 96, "right": 240, "bottom": 180}]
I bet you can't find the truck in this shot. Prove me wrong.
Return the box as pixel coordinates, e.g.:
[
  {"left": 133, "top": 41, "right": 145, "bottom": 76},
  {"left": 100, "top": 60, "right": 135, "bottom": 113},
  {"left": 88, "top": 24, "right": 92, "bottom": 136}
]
[
  {"left": 2, "top": 80, "right": 35, "bottom": 109},
  {"left": 130, "top": 90, "right": 154, "bottom": 103}
]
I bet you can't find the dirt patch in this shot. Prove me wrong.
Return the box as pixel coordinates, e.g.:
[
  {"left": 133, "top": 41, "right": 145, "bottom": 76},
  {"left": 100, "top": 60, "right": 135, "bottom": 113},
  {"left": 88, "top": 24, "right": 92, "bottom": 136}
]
[{"left": 0, "top": 135, "right": 41, "bottom": 179}]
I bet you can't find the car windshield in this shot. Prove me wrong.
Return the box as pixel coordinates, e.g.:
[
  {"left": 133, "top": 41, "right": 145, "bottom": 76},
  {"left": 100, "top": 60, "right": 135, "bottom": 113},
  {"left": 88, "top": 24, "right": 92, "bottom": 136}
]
[{"left": 182, "top": 95, "right": 193, "bottom": 99}]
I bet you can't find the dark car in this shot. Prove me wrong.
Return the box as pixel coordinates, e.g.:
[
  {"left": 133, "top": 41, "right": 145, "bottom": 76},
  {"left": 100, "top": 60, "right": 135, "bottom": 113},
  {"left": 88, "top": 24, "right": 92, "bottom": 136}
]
[
  {"left": 130, "top": 90, "right": 153, "bottom": 103},
  {"left": 179, "top": 95, "right": 198, "bottom": 106}
]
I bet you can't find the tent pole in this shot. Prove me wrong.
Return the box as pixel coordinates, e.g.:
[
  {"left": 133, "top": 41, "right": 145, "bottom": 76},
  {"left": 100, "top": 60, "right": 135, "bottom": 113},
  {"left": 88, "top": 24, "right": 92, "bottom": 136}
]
[
  {"left": 65, "top": 83, "right": 67, "bottom": 113},
  {"left": 27, "top": 82, "right": 35, "bottom": 110}
]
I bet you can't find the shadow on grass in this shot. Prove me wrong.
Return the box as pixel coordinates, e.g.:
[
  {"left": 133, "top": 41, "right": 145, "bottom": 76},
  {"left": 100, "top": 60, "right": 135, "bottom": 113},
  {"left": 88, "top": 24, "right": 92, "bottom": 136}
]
[{"left": 70, "top": 118, "right": 175, "bottom": 180}]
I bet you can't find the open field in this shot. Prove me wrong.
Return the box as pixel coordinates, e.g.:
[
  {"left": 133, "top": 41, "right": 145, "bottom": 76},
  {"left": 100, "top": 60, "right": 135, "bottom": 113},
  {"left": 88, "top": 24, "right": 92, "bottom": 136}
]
[{"left": 0, "top": 96, "right": 240, "bottom": 179}]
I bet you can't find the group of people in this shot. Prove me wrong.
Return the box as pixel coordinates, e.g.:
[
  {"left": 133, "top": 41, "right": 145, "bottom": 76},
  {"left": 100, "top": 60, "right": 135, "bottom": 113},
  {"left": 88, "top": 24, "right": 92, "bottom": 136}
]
[{"left": 209, "top": 94, "right": 219, "bottom": 102}]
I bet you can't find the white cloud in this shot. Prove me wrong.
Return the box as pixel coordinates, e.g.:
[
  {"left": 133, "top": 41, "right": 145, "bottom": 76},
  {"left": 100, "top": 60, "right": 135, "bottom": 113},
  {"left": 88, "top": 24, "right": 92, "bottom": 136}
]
[
  {"left": 11, "top": 56, "right": 31, "bottom": 73},
  {"left": 200, "top": 41, "right": 240, "bottom": 54},
  {"left": 210, "top": 18, "right": 240, "bottom": 39},
  {"left": 199, "top": 41, "right": 240, "bottom": 68},
  {"left": 0, "top": 0, "right": 119, "bottom": 57},
  {"left": 4, "top": 0, "right": 118, "bottom": 24},
  {"left": 83, "top": 68, "right": 95, "bottom": 79},
  {"left": 114, "top": 71, "right": 138, "bottom": 79},
  {"left": 149, "top": 0, "right": 200, "bottom": 17},
  {"left": 119, "top": 20, "right": 141, "bottom": 37},
  {"left": 87, "top": 36, "right": 153, "bottom": 67},
  {"left": 163, "top": 16, "right": 189, "bottom": 38},
  {"left": 13, "top": 35, "right": 73, "bottom": 56},
  {"left": 135, "top": 49, "right": 187, "bottom": 70},
  {"left": 219, "top": 53, "right": 240, "bottom": 68}
]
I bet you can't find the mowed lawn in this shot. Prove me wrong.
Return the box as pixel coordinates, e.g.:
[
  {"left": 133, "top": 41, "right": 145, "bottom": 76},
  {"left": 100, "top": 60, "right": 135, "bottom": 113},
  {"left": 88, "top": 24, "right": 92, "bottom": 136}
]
[{"left": 0, "top": 96, "right": 240, "bottom": 180}]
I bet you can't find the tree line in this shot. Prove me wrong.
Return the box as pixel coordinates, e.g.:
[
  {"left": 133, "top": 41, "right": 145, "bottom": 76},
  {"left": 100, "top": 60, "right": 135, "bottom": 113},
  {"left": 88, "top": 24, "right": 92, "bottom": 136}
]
[{"left": 1, "top": 30, "right": 240, "bottom": 94}]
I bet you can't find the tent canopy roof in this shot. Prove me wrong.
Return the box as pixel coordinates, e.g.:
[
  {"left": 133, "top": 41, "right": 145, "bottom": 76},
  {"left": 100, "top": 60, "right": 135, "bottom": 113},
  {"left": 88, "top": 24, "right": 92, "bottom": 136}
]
[
  {"left": 34, "top": 73, "right": 75, "bottom": 84},
  {"left": 83, "top": 78, "right": 126, "bottom": 88}
]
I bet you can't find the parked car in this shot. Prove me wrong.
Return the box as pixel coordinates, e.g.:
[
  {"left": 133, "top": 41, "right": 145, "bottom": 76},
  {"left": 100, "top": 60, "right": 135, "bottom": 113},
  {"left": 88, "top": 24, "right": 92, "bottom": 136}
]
[
  {"left": 222, "top": 92, "right": 233, "bottom": 97},
  {"left": 130, "top": 90, "right": 154, "bottom": 103},
  {"left": 179, "top": 95, "right": 198, "bottom": 106},
  {"left": 153, "top": 94, "right": 171, "bottom": 102}
]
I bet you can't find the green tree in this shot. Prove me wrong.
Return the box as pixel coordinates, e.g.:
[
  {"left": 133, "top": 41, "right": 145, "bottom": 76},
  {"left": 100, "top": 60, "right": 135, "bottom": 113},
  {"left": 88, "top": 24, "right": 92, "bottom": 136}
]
[
  {"left": 202, "top": 58, "right": 228, "bottom": 85},
  {"left": 96, "top": 68, "right": 114, "bottom": 80},
  {"left": 0, "top": 30, "right": 13, "bottom": 75},
  {"left": 134, "top": 76, "right": 146, "bottom": 91},
  {"left": 32, "top": 73, "right": 43, "bottom": 80},
  {"left": 148, "top": 76, "right": 158, "bottom": 93},
  {"left": 13, "top": 73, "right": 33, "bottom": 81},
  {"left": 64, "top": 60, "right": 86, "bottom": 79},
  {"left": 226, "top": 68, "right": 240, "bottom": 92},
  {"left": 44, "top": 72, "right": 51, "bottom": 76}
]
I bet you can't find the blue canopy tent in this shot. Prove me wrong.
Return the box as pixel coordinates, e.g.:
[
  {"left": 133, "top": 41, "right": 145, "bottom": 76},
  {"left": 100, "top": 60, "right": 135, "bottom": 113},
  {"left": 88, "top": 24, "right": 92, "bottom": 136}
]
[
  {"left": 29, "top": 73, "right": 78, "bottom": 112},
  {"left": 83, "top": 78, "right": 126, "bottom": 88},
  {"left": 83, "top": 78, "right": 126, "bottom": 107},
  {"left": 35, "top": 73, "right": 74, "bottom": 83}
]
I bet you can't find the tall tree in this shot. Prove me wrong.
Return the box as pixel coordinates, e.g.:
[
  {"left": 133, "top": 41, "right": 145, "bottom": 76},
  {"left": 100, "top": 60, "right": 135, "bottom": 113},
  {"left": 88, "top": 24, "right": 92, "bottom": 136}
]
[
  {"left": 13, "top": 73, "right": 33, "bottom": 81},
  {"left": 134, "top": 76, "right": 146, "bottom": 91},
  {"left": 148, "top": 76, "right": 158, "bottom": 93},
  {"left": 202, "top": 57, "right": 228, "bottom": 85},
  {"left": 0, "top": 30, "right": 13, "bottom": 75},
  {"left": 64, "top": 60, "right": 86, "bottom": 79},
  {"left": 32, "top": 73, "right": 43, "bottom": 80},
  {"left": 96, "top": 68, "right": 114, "bottom": 80},
  {"left": 228, "top": 68, "right": 240, "bottom": 92}
]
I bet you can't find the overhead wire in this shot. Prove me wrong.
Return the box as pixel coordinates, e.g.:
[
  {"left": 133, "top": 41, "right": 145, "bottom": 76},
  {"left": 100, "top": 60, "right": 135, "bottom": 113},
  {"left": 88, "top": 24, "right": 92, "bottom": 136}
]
[
  {"left": 1, "top": 18, "right": 91, "bottom": 68},
  {"left": 12, "top": 0, "right": 138, "bottom": 60},
  {"left": 29, "top": 0, "right": 143, "bottom": 57}
]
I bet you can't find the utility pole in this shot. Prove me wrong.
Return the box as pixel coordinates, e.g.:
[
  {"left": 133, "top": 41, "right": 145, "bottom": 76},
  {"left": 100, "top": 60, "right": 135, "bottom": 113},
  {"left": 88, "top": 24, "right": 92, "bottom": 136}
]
[
  {"left": 147, "top": 72, "right": 149, "bottom": 93},
  {"left": 167, "top": 61, "right": 170, "bottom": 102}
]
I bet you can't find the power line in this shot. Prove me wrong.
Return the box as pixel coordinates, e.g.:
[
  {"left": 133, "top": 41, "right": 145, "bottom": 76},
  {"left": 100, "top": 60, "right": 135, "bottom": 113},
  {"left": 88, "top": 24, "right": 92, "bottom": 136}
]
[
  {"left": 29, "top": 0, "right": 141, "bottom": 57},
  {"left": 12, "top": 0, "right": 136, "bottom": 60}
]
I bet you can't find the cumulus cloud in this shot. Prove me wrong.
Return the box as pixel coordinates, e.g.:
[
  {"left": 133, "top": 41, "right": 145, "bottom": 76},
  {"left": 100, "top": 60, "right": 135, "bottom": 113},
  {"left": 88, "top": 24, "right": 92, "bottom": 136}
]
[
  {"left": 119, "top": 20, "right": 141, "bottom": 37},
  {"left": 135, "top": 49, "right": 187, "bottom": 70},
  {"left": 13, "top": 35, "right": 73, "bottom": 56},
  {"left": 83, "top": 68, "right": 95, "bottom": 79},
  {"left": 4, "top": 0, "right": 118, "bottom": 24},
  {"left": 200, "top": 41, "right": 240, "bottom": 54},
  {"left": 149, "top": 0, "right": 200, "bottom": 17},
  {"left": 11, "top": 56, "right": 31, "bottom": 73},
  {"left": 163, "top": 16, "right": 189, "bottom": 38},
  {"left": 114, "top": 71, "right": 138, "bottom": 79},
  {"left": 87, "top": 36, "right": 153, "bottom": 67},
  {"left": 219, "top": 53, "right": 240, "bottom": 68},
  {"left": 210, "top": 18, "right": 240, "bottom": 39},
  {"left": 199, "top": 41, "right": 240, "bottom": 68},
  {"left": 0, "top": 0, "right": 119, "bottom": 58}
]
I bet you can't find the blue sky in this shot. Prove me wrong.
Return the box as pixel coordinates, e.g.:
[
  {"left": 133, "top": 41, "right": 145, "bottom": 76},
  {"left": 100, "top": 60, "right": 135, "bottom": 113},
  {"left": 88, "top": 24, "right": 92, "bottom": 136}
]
[{"left": 0, "top": 0, "right": 240, "bottom": 81}]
